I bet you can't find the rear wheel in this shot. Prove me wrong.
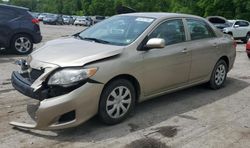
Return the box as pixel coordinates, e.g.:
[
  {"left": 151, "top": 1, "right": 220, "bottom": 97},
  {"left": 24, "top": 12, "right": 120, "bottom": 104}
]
[
  {"left": 209, "top": 59, "right": 228, "bottom": 89},
  {"left": 11, "top": 34, "right": 33, "bottom": 55},
  {"left": 99, "top": 79, "right": 136, "bottom": 125},
  {"left": 228, "top": 32, "right": 233, "bottom": 36},
  {"left": 244, "top": 33, "right": 250, "bottom": 43}
]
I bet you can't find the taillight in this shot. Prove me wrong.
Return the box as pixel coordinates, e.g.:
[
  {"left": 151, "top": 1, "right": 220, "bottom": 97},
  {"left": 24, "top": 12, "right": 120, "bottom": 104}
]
[
  {"left": 246, "top": 40, "right": 250, "bottom": 50},
  {"left": 233, "top": 40, "right": 237, "bottom": 49},
  {"left": 32, "top": 18, "right": 39, "bottom": 24}
]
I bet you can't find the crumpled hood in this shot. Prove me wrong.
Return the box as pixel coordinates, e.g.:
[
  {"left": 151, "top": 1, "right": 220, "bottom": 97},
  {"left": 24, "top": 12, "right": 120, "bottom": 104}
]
[{"left": 31, "top": 37, "right": 124, "bottom": 67}]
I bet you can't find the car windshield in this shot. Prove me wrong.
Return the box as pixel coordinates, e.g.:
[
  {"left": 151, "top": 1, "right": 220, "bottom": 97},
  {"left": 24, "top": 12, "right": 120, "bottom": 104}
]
[
  {"left": 47, "top": 14, "right": 57, "bottom": 18},
  {"left": 79, "top": 16, "right": 155, "bottom": 46},
  {"left": 63, "top": 16, "right": 70, "bottom": 18},
  {"left": 77, "top": 17, "right": 86, "bottom": 20},
  {"left": 228, "top": 20, "right": 235, "bottom": 27}
]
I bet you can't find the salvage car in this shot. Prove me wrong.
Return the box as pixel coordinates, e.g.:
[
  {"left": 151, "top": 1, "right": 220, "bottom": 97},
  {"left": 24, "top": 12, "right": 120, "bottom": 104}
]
[
  {"left": 246, "top": 39, "right": 250, "bottom": 58},
  {"left": 223, "top": 20, "right": 250, "bottom": 43},
  {"left": 10, "top": 13, "right": 236, "bottom": 130},
  {"left": 0, "top": 4, "right": 42, "bottom": 54}
]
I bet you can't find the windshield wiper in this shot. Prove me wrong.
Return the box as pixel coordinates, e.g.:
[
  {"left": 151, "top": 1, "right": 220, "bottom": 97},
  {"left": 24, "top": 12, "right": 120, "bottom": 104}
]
[{"left": 82, "top": 37, "right": 111, "bottom": 44}]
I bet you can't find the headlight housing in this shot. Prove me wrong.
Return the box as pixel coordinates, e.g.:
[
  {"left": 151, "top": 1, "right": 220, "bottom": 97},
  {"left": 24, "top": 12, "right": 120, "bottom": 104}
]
[
  {"left": 223, "top": 28, "right": 228, "bottom": 33},
  {"left": 48, "top": 67, "right": 97, "bottom": 86}
]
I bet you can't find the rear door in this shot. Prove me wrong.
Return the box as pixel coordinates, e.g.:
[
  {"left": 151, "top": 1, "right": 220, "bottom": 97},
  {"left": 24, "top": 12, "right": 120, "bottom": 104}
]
[
  {"left": 0, "top": 8, "right": 10, "bottom": 47},
  {"left": 233, "top": 21, "right": 250, "bottom": 38},
  {"left": 184, "top": 18, "right": 219, "bottom": 83}
]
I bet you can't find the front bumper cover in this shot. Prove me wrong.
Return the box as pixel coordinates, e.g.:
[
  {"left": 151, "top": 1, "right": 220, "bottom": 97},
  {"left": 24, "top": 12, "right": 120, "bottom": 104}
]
[
  {"left": 11, "top": 71, "right": 47, "bottom": 100},
  {"left": 10, "top": 71, "right": 104, "bottom": 130}
]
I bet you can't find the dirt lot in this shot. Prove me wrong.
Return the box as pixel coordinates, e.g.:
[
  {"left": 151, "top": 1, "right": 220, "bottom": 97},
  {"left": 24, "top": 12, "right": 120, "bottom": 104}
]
[{"left": 0, "top": 24, "right": 250, "bottom": 148}]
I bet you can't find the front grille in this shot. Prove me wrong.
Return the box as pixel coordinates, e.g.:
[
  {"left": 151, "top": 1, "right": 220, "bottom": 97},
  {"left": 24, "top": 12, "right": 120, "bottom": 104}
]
[{"left": 29, "top": 69, "right": 44, "bottom": 82}]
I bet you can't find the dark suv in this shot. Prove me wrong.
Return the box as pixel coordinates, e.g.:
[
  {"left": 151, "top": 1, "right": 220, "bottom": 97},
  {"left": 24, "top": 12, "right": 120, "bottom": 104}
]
[{"left": 0, "top": 4, "right": 42, "bottom": 54}]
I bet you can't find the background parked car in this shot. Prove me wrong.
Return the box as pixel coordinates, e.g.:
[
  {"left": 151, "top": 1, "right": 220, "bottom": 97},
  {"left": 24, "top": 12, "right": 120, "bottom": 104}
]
[
  {"left": 223, "top": 20, "right": 250, "bottom": 43},
  {"left": 62, "top": 15, "right": 74, "bottom": 25},
  {"left": 30, "top": 12, "right": 40, "bottom": 19},
  {"left": 43, "top": 14, "right": 64, "bottom": 25},
  {"left": 246, "top": 39, "right": 250, "bottom": 58},
  {"left": 0, "top": 4, "right": 42, "bottom": 54},
  {"left": 74, "top": 16, "right": 91, "bottom": 26},
  {"left": 207, "top": 16, "right": 230, "bottom": 31},
  {"left": 38, "top": 13, "right": 48, "bottom": 21},
  {"left": 93, "top": 15, "right": 105, "bottom": 24}
]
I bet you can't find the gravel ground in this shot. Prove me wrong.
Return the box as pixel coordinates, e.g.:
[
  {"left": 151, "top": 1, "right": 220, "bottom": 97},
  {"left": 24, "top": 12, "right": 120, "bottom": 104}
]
[{"left": 0, "top": 24, "right": 250, "bottom": 148}]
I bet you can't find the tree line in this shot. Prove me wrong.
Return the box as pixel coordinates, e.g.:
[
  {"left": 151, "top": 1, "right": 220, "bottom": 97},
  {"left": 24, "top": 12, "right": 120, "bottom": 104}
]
[{"left": 1, "top": 0, "right": 250, "bottom": 20}]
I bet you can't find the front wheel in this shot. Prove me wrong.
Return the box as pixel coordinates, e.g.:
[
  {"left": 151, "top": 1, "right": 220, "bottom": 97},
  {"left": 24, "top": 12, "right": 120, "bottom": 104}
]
[
  {"left": 98, "top": 79, "right": 136, "bottom": 125},
  {"left": 209, "top": 60, "right": 228, "bottom": 89},
  {"left": 11, "top": 34, "right": 33, "bottom": 54}
]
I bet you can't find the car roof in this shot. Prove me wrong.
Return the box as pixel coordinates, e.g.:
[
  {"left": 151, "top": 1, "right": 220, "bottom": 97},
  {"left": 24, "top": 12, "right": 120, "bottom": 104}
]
[
  {"left": 0, "top": 4, "right": 29, "bottom": 11},
  {"left": 228, "top": 19, "right": 249, "bottom": 22},
  {"left": 120, "top": 12, "right": 202, "bottom": 19}
]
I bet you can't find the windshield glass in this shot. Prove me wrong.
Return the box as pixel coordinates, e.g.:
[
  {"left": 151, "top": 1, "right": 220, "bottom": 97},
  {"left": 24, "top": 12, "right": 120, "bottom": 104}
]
[
  {"left": 77, "top": 17, "right": 86, "bottom": 20},
  {"left": 63, "top": 15, "right": 70, "bottom": 18},
  {"left": 79, "top": 16, "right": 155, "bottom": 46},
  {"left": 228, "top": 20, "right": 235, "bottom": 27},
  {"left": 47, "top": 14, "right": 57, "bottom": 18}
]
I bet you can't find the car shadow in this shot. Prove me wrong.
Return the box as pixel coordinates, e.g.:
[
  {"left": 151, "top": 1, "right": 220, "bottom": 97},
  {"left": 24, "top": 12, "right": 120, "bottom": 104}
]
[
  {"left": 13, "top": 77, "right": 249, "bottom": 143},
  {"left": 0, "top": 50, "right": 27, "bottom": 64}
]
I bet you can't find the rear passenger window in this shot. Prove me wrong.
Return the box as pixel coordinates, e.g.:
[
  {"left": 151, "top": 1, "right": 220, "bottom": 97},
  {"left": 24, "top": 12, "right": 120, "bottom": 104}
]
[
  {"left": 235, "top": 21, "right": 249, "bottom": 27},
  {"left": 0, "top": 9, "right": 17, "bottom": 21},
  {"left": 187, "top": 19, "right": 216, "bottom": 40},
  {"left": 149, "top": 19, "right": 186, "bottom": 45}
]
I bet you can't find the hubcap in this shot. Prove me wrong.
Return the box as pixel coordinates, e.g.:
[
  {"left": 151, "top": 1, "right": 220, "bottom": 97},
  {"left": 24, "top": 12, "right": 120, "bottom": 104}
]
[
  {"left": 215, "top": 64, "right": 226, "bottom": 86},
  {"left": 106, "top": 86, "right": 132, "bottom": 119},
  {"left": 15, "top": 37, "right": 31, "bottom": 53}
]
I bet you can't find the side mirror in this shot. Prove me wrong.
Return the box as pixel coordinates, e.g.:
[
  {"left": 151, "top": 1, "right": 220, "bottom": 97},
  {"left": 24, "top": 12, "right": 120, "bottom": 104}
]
[
  {"left": 234, "top": 25, "right": 239, "bottom": 28},
  {"left": 145, "top": 38, "right": 165, "bottom": 49}
]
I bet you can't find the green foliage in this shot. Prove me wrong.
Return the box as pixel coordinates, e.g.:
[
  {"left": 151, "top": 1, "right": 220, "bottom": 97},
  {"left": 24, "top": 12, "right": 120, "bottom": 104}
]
[{"left": 7, "top": 0, "right": 250, "bottom": 20}]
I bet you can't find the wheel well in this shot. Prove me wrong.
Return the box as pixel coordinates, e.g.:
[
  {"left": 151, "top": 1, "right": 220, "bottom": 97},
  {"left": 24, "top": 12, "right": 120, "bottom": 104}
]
[
  {"left": 104, "top": 74, "right": 141, "bottom": 103},
  {"left": 10, "top": 32, "right": 34, "bottom": 47},
  {"left": 228, "top": 32, "right": 233, "bottom": 36},
  {"left": 219, "top": 56, "right": 229, "bottom": 71}
]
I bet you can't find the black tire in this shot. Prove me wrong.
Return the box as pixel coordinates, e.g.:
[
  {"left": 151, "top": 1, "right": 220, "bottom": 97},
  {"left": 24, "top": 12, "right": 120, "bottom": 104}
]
[
  {"left": 248, "top": 54, "right": 250, "bottom": 58},
  {"left": 209, "top": 59, "right": 228, "bottom": 89},
  {"left": 10, "top": 34, "right": 33, "bottom": 55},
  {"left": 99, "top": 79, "right": 136, "bottom": 125},
  {"left": 244, "top": 33, "right": 250, "bottom": 43}
]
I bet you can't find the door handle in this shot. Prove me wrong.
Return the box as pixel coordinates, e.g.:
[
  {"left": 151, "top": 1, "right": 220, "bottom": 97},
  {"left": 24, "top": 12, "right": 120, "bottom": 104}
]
[
  {"left": 181, "top": 48, "right": 188, "bottom": 53},
  {"left": 213, "top": 43, "right": 218, "bottom": 48}
]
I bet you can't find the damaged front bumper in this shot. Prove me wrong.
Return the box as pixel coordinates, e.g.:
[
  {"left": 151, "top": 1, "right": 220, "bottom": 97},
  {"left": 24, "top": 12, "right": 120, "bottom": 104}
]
[{"left": 10, "top": 69, "right": 103, "bottom": 130}]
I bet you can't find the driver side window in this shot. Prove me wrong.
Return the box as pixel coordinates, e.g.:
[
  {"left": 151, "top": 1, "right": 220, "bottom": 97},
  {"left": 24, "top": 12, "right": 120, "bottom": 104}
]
[{"left": 149, "top": 19, "right": 186, "bottom": 45}]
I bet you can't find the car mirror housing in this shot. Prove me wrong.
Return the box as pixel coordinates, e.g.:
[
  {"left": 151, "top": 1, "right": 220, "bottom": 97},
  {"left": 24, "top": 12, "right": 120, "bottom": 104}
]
[
  {"left": 145, "top": 38, "right": 165, "bottom": 49},
  {"left": 234, "top": 25, "right": 239, "bottom": 28}
]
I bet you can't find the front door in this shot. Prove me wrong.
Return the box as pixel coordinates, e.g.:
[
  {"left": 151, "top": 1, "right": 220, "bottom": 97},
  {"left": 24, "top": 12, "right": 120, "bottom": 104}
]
[{"left": 141, "top": 19, "right": 191, "bottom": 96}]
